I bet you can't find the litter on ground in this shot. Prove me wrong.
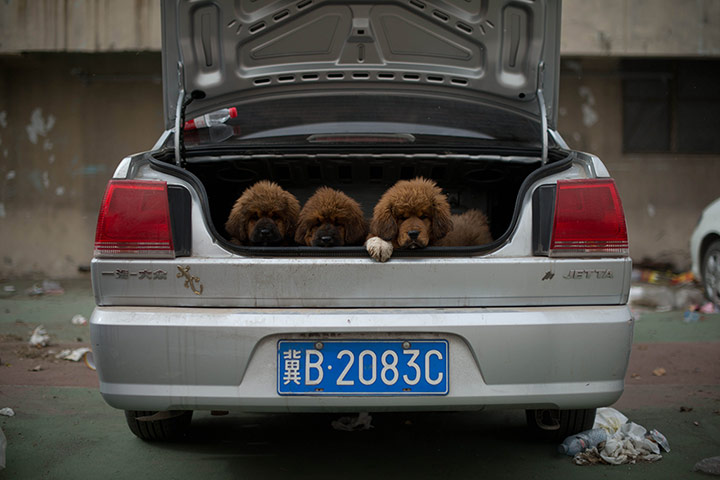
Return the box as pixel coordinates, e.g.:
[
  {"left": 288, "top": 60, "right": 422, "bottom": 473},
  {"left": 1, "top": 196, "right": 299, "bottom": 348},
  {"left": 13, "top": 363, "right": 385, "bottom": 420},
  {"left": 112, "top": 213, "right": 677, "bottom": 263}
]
[
  {"left": 28, "top": 325, "right": 50, "bottom": 347},
  {"left": 25, "top": 280, "right": 64, "bottom": 296},
  {"left": 566, "top": 407, "right": 669, "bottom": 466},
  {"left": 331, "top": 412, "right": 373, "bottom": 431},
  {"left": 55, "top": 348, "right": 92, "bottom": 362}
]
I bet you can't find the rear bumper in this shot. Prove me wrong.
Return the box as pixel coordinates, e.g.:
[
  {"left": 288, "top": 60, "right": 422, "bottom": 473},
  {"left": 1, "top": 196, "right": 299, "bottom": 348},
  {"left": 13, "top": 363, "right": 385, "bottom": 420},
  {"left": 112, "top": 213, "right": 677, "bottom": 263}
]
[{"left": 90, "top": 305, "right": 633, "bottom": 412}]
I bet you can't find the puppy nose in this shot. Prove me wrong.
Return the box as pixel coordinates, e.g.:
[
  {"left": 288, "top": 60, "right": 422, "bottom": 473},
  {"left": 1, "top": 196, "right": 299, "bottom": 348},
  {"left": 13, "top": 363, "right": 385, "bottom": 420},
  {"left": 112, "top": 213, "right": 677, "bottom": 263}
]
[
  {"left": 408, "top": 230, "right": 420, "bottom": 240},
  {"left": 260, "top": 228, "right": 272, "bottom": 237},
  {"left": 320, "top": 235, "right": 333, "bottom": 245}
]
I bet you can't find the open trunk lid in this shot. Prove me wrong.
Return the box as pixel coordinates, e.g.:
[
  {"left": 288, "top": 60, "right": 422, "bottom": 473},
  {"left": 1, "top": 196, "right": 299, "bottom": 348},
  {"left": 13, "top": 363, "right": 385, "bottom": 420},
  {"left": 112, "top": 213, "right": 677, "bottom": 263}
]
[{"left": 162, "top": 0, "right": 562, "bottom": 131}]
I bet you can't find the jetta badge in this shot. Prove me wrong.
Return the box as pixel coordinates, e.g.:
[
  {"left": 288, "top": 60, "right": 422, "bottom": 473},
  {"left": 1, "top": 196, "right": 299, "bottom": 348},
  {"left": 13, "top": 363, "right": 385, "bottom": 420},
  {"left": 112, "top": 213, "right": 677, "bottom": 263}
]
[{"left": 563, "top": 269, "right": 614, "bottom": 279}]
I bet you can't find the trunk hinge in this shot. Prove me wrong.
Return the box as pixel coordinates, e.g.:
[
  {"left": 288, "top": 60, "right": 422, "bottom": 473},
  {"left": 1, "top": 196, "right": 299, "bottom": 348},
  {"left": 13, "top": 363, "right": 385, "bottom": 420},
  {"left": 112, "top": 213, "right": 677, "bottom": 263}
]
[{"left": 537, "top": 61, "right": 548, "bottom": 165}]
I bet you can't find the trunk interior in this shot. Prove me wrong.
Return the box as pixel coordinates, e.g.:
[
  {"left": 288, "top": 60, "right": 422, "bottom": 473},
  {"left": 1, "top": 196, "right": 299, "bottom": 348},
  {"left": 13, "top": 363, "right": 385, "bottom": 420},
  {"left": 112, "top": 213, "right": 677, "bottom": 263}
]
[{"left": 156, "top": 149, "right": 572, "bottom": 253}]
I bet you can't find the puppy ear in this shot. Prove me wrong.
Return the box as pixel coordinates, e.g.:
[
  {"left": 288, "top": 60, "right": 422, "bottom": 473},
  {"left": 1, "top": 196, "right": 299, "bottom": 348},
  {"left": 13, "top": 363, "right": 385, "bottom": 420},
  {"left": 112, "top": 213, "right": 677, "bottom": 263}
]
[
  {"left": 225, "top": 200, "right": 248, "bottom": 243},
  {"left": 283, "top": 192, "right": 301, "bottom": 243},
  {"left": 370, "top": 200, "right": 398, "bottom": 241},
  {"left": 344, "top": 209, "right": 369, "bottom": 245},
  {"left": 294, "top": 215, "right": 309, "bottom": 245},
  {"left": 431, "top": 193, "right": 453, "bottom": 241}
]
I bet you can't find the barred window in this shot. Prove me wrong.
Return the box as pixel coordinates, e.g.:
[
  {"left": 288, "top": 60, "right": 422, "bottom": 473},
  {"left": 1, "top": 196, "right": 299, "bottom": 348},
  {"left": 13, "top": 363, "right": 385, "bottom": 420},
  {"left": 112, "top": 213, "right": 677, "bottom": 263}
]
[{"left": 622, "top": 59, "right": 720, "bottom": 154}]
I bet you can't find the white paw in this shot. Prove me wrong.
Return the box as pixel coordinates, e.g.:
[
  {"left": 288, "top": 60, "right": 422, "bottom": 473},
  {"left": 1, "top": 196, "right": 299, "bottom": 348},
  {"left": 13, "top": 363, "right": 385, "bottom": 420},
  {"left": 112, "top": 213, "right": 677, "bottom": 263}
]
[{"left": 365, "top": 236, "right": 393, "bottom": 262}]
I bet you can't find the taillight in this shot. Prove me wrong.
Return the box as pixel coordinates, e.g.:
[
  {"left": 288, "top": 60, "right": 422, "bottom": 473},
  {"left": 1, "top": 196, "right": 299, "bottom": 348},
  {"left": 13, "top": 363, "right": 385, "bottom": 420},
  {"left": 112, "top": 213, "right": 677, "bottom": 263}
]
[
  {"left": 549, "top": 179, "right": 628, "bottom": 257},
  {"left": 94, "top": 180, "right": 175, "bottom": 258}
]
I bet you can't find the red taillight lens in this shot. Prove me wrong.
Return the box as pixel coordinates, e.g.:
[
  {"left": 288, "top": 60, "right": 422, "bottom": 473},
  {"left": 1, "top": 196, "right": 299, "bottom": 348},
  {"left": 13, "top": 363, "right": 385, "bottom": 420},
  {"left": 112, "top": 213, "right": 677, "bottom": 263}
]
[
  {"left": 549, "top": 179, "right": 628, "bottom": 257},
  {"left": 94, "top": 180, "right": 175, "bottom": 258}
]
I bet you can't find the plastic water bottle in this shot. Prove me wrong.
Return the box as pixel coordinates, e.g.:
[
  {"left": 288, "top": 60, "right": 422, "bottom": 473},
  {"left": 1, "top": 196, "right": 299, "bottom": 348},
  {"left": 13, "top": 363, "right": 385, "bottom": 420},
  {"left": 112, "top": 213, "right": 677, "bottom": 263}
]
[
  {"left": 558, "top": 428, "right": 607, "bottom": 455},
  {"left": 184, "top": 107, "right": 237, "bottom": 130}
]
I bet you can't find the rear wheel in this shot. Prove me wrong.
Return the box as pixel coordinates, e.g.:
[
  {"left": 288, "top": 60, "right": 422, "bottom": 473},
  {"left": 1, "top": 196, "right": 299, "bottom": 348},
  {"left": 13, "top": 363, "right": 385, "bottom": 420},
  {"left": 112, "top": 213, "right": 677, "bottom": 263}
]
[
  {"left": 124, "top": 410, "right": 193, "bottom": 441},
  {"left": 525, "top": 408, "right": 596, "bottom": 441},
  {"left": 701, "top": 240, "right": 720, "bottom": 305}
]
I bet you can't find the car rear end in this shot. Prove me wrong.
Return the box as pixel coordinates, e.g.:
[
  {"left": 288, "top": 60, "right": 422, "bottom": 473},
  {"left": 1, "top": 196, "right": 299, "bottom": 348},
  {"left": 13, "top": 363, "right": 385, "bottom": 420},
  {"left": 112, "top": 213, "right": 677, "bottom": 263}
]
[{"left": 89, "top": 0, "right": 633, "bottom": 440}]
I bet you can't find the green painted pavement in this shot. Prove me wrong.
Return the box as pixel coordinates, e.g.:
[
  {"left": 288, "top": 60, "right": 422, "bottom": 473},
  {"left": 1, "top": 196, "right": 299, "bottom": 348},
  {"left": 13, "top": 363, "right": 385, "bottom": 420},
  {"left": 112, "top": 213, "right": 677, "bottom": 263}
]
[
  {"left": 633, "top": 311, "right": 720, "bottom": 343},
  {"left": 1, "top": 385, "right": 719, "bottom": 480},
  {"left": 0, "top": 279, "right": 95, "bottom": 344}
]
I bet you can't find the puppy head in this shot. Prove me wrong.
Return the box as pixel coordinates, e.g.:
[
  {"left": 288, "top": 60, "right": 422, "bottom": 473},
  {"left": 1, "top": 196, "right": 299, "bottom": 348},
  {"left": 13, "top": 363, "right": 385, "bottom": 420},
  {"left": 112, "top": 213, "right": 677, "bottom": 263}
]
[
  {"left": 295, "top": 187, "right": 367, "bottom": 247},
  {"left": 225, "top": 180, "right": 300, "bottom": 245},
  {"left": 370, "top": 177, "right": 452, "bottom": 249}
]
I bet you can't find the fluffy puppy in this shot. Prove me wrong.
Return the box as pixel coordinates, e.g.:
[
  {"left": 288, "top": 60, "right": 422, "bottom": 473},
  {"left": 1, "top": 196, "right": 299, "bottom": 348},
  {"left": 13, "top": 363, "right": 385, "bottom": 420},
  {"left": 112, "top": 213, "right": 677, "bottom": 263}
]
[
  {"left": 225, "top": 180, "right": 300, "bottom": 246},
  {"left": 295, "top": 187, "right": 368, "bottom": 247},
  {"left": 436, "top": 209, "right": 493, "bottom": 246},
  {"left": 366, "top": 177, "right": 453, "bottom": 262}
]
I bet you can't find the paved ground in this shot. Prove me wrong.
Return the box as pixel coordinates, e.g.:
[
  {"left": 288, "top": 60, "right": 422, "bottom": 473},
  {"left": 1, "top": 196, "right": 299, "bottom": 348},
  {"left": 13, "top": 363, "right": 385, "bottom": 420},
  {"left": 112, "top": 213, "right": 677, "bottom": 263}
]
[{"left": 1, "top": 278, "right": 719, "bottom": 479}]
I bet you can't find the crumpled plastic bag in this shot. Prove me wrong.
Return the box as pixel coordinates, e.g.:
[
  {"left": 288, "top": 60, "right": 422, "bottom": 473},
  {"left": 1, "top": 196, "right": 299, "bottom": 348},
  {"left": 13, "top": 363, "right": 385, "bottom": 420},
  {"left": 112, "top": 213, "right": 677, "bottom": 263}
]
[
  {"left": 593, "top": 407, "right": 628, "bottom": 435},
  {"left": 29, "top": 325, "right": 50, "bottom": 347},
  {"left": 573, "top": 408, "right": 668, "bottom": 465},
  {"left": 55, "top": 348, "right": 91, "bottom": 362},
  {"left": 331, "top": 412, "right": 373, "bottom": 431},
  {"left": 597, "top": 423, "right": 663, "bottom": 465}
]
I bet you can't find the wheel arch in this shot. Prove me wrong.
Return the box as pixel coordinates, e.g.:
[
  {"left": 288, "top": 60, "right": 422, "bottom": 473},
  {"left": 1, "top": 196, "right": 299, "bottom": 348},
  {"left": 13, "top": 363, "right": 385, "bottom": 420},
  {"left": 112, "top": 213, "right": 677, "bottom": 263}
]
[{"left": 700, "top": 233, "right": 720, "bottom": 280}]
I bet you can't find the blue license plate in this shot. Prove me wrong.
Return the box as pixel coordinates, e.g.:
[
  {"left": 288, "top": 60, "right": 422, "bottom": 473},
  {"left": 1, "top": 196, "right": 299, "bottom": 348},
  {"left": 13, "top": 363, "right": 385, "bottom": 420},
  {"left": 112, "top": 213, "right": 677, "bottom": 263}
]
[{"left": 277, "top": 340, "right": 448, "bottom": 395}]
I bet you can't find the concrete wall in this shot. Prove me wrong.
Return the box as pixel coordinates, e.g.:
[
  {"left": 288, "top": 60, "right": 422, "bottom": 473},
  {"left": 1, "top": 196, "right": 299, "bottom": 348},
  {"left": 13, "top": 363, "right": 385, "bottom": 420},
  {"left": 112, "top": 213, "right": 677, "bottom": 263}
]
[
  {"left": 1, "top": 0, "right": 719, "bottom": 277},
  {"left": 561, "top": 0, "right": 720, "bottom": 56},
  {"left": 0, "top": 54, "right": 163, "bottom": 278},
  {"left": 0, "top": 0, "right": 161, "bottom": 52},
  {"left": 2, "top": 0, "right": 720, "bottom": 55},
  {"left": 557, "top": 58, "right": 720, "bottom": 269}
]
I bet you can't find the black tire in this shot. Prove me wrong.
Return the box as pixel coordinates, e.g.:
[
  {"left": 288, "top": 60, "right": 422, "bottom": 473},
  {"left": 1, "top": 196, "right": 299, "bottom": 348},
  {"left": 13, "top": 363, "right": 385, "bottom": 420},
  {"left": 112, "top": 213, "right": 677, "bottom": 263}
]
[
  {"left": 701, "top": 240, "right": 720, "bottom": 306},
  {"left": 525, "top": 408, "right": 596, "bottom": 441},
  {"left": 124, "top": 410, "right": 193, "bottom": 441}
]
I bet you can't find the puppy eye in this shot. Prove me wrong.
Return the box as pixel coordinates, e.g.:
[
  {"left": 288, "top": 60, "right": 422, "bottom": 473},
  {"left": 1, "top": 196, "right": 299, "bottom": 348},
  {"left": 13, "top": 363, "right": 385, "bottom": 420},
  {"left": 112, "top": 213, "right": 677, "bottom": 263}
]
[{"left": 419, "top": 215, "right": 428, "bottom": 220}]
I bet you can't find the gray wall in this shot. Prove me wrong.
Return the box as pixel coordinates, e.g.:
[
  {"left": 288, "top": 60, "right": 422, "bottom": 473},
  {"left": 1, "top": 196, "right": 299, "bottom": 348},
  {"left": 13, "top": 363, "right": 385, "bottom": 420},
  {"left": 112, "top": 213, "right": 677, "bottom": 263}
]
[
  {"left": 557, "top": 58, "right": 720, "bottom": 269},
  {"left": 0, "top": 54, "right": 162, "bottom": 277},
  {"left": 3, "top": 0, "right": 719, "bottom": 55},
  {"left": 1, "top": 0, "right": 720, "bottom": 277}
]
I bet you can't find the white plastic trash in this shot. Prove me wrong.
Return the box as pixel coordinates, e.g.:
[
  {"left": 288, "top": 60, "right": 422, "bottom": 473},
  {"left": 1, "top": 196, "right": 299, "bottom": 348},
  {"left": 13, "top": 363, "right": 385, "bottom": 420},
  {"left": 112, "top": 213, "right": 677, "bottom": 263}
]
[
  {"left": 57, "top": 348, "right": 92, "bottom": 362},
  {"left": 593, "top": 407, "right": 629, "bottom": 435},
  {"left": 0, "top": 408, "right": 14, "bottom": 417},
  {"left": 29, "top": 325, "right": 50, "bottom": 347}
]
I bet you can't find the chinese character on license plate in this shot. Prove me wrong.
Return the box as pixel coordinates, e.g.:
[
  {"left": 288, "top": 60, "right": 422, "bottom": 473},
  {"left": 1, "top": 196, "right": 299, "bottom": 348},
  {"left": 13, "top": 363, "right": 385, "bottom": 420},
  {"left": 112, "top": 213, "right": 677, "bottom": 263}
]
[{"left": 277, "top": 340, "right": 448, "bottom": 395}]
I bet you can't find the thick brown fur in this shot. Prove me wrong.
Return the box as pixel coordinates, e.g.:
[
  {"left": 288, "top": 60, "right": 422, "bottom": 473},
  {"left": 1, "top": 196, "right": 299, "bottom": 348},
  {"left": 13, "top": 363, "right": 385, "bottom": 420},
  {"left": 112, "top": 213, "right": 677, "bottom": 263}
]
[
  {"left": 436, "top": 209, "right": 493, "bottom": 246},
  {"left": 295, "top": 187, "right": 368, "bottom": 247},
  {"left": 225, "top": 180, "right": 300, "bottom": 246},
  {"left": 369, "top": 177, "right": 453, "bottom": 249}
]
